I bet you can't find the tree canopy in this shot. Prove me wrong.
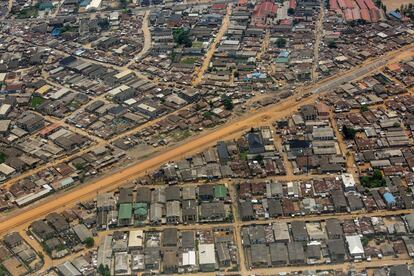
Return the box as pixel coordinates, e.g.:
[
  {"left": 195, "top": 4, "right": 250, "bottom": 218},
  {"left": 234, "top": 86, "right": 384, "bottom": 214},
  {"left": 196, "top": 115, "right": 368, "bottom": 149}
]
[
  {"left": 276, "top": 37, "right": 287, "bottom": 48},
  {"left": 173, "top": 28, "right": 192, "bottom": 47}
]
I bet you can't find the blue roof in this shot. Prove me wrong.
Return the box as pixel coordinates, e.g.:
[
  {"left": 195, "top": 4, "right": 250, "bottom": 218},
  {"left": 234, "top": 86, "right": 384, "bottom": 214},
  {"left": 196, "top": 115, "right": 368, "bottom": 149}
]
[
  {"left": 383, "top": 192, "right": 396, "bottom": 204},
  {"left": 389, "top": 11, "right": 402, "bottom": 19},
  {"left": 52, "top": 27, "right": 61, "bottom": 37},
  {"left": 278, "top": 51, "right": 290, "bottom": 58}
]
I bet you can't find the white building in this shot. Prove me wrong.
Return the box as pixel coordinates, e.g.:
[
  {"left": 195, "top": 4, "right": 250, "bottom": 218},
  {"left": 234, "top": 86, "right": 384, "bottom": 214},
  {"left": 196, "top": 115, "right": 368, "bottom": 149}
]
[
  {"left": 345, "top": 235, "right": 365, "bottom": 259},
  {"left": 341, "top": 173, "right": 356, "bottom": 192},
  {"left": 198, "top": 244, "right": 216, "bottom": 272}
]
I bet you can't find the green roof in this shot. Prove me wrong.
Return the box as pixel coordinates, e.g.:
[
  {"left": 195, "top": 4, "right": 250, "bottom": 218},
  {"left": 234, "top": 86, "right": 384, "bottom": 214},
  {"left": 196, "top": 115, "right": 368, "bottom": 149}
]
[
  {"left": 214, "top": 185, "right": 227, "bottom": 198},
  {"left": 275, "top": 57, "right": 289, "bottom": 63},
  {"left": 118, "top": 203, "right": 132, "bottom": 220},
  {"left": 133, "top": 203, "right": 148, "bottom": 216}
]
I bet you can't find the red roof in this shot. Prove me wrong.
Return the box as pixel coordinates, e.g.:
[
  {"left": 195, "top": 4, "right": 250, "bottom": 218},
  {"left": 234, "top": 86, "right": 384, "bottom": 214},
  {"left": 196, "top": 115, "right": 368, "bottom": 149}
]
[
  {"left": 329, "top": 0, "right": 338, "bottom": 10},
  {"left": 337, "top": 0, "right": 347, "bottom": 9},
  {"left": 363, "top": 0, "right": 376, "bottom": 10},
  {"left": 212, "top": 3, "right": 227, "bottom": 10},
  {"left": 360, "top": 8, "right": 371, "bottom": 21},
  {"left": 253, "top": 0, "right": 277, "bottom": 17},
  {"left": 355, "top": 0, "right": 366, "bottom": 9},
  {"left": 344, "top": 8, "right": 354, "bottom": 21},
  {"left": 352, "top": 8, "right": 361, "bottom": 20},
  {"left": 289, "top": 0, "right": 297, "bottom": 9},
  {"left": 344, "top": 0, "right": 354, "bottom": 9},
  {"left": 369, "top": 8, "right": 380, "bottom": 22}
]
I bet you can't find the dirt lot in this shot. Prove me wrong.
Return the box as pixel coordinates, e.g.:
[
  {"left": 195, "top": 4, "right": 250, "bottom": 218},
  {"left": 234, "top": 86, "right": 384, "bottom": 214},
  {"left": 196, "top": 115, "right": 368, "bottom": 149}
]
[{"left": 382, "top": 0, "right": 412, "bottom": 11}]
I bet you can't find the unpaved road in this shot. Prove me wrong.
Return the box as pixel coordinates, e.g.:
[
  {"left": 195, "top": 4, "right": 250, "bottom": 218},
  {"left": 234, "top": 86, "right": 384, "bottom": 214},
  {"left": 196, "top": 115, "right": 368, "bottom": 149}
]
[
  {"left": 192, "top": 4, "right": 232, "bottom": 85},
  {"left": 126, "top": 10, "right": 151, "bottom": 67},
  {"left": 0, "top": 45, "right": 412, "bottom": 236}
]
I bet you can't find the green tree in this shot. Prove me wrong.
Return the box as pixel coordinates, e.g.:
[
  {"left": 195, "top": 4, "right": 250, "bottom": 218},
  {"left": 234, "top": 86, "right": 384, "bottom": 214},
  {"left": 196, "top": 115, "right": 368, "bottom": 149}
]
[
  {"left": 360, "top": 105, "right": 368, "bottom": 112},
  {"left": 342, "top": 125, "right": 356, "bottom": 140},
  {"left": 74, "top": 162, "right": 84, "bottom": 171},
  {"left": 119, "top": 0, "right": 129, "bottom": 9},
  {"left": 360, "top": 169, "right": 386, "bottom": 188},
  {"left": 83, "top": 237, "right": 94, "bottom": 248},
  {"left": 276, "top": 37, "right": 287, "bottom": 48},
  {"left": 361, "top": 236, "right": 369, "bottom": 247},
  {"left": 222, "top": 96, "right": 234, "bottom": 110},
  {"left": 253, "top": 154, "right": 264, "bottom": 164},
  {"left": 287, "top": 8, "right": 295, "bottom": 15},
  {"left": 0, "top": 152, "right": 6, "bottom": 163},
  {"left": 327, "top": 40, "right": 337, "bottom": 48},
  {"left": 172, "top": 27, "right": 192, "bottom": 47},
  {"left": 98, "top": 264, "right": 111, "bottom": 276}
]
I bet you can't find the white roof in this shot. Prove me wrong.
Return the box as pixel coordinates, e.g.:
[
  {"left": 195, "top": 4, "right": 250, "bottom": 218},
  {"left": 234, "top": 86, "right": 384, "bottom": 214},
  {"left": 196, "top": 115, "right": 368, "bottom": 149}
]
[
  {"left": 182, "top": 251, "right": 196, "bottom": 266},
  {"left": 198, "top": 243, "right": 215, "bottom": 265},
  {"left": 341, "top": 173, "right": 355, "bottom": 188},
  {"left": 50, "top": 88, "right": 70, "bottom": 100},
  {"left": 0, "top": 104, "right": 11, "bottom": 115},
  {"left": 108, "top": 85, "right": 130, "bottom": 96},
  {"left": 0, "top": 163, "right": 15, "bottom": 175},
  {"left": 86, "top": 0, "right": 102, "bottom": 10},
  {"left": 346, "top": 235, "right": 364, "bottom": 255},
  {"left": 128, "top": 230, "right": 143, "bottom": 248},
  {"left": 124, "top": 99, "right": 137, "bottom": 106},
  {"left": 114, "top": 70, "right": 132, "bottom": 79}
]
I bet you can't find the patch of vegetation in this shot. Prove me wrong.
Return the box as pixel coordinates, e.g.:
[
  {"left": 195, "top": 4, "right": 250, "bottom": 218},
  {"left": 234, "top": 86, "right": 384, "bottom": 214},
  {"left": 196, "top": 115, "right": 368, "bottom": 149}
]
[
  {"left": 327, "top": 40, "right": 337, "bottom": 48},
  {"left": 360, "top": 105, "right": 368, "bottom": 112},
  {"left": 119, "top": 0, "right": 129, "bottom": 9},
  {"left": 287, "top": 8, "right": 295, "bottom": 15},
  {"left": 0, "top": 152, "right": 6, "bottom": 164},
  {"left": 276, "top": 37, "right": 287, "bottom": 48},
  {"left": 239, "top": 150, "right": 248, "bottom": 161},
  {"left": 74, "top": 162, "right": 84, "bottom": 171},
  {"left": 61, "top": 25, "right": 78, "bottom": 33},
  {"left": 56, "top": 244, "right": 66, "bottom": 251},
  {"left": 180, "top": 56, "right": 198, "bottom": 65},
  {"left": 16, "top": 7, "right": 38, "bottom": 19},
  {"left": 360, "top": 169, "right": 386, "bottom": 188},
  {"left": 83, "top": 237, "right": 94, "bottom": 248},
  {"left": 172, "top": 130, "right": 191, "bottom": 141},
  {"left": 342, "top": 125, "right": 356, "bottom": 140},
  {"left": 42, "top": 242, "right": 52, "bottom": 255},
  {"left": 30, "top": 96, "right": 45, "bottom": 108},
  {"left": 98, "top": 264, "right": 111, "bottom": 276},
  {"left": 221, "top": 95, "right": 234, "bottom": 110},
  {"left": 361, "top": 236, "right": 369, "bottom": 247},
  {"left": 253, "top": 154, "right": 264, "bottom": 164},
  {"left": 0, "top": 264, "right": 6, "bottom": 276},
  {"left": 203, "top": 111, "right": 214, "bottom": 119},
  {"left": 192, "top": 41, "right": 204, "bottom": 49},
  {"left": 173, "top": 27, "right": 192, "bottom": 47}
]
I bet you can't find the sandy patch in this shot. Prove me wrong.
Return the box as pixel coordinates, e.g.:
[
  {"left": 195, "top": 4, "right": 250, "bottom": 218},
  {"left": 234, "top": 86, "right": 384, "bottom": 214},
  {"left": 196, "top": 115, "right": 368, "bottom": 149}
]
[{"left": 382, "top": 0, "right": 412, "bottom": 12}]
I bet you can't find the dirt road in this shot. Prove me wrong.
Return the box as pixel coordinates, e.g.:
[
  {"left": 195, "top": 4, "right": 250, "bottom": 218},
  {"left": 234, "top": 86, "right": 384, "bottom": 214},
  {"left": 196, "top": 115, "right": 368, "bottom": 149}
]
[
  {"left": 126, "top": 10, "right": 151, "bottom": 67},
  {"left": 312, "top": 0, "right": 324, "bottom": 82},
  {"left": 0, "top": 45, "right": 412, "bottom": 236},
  {"left": 192, "top": 4, "right": 232, "bottom": 85}
]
